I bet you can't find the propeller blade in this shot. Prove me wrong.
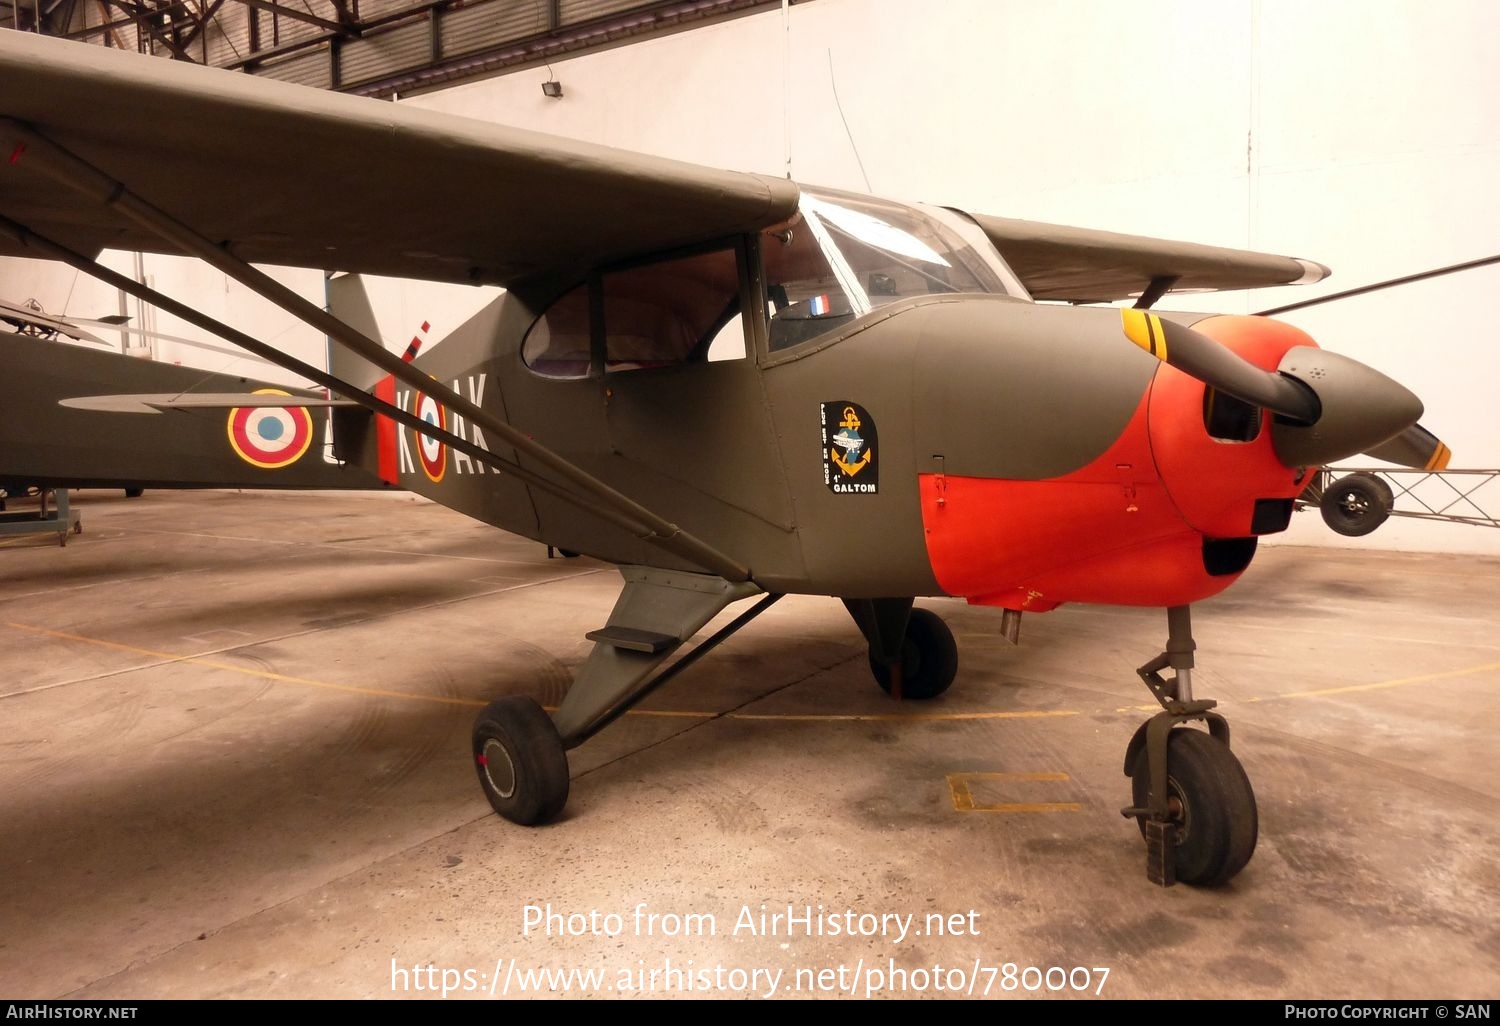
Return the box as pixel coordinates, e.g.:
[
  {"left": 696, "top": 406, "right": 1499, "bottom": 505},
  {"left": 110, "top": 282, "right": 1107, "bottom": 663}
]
[
  {"left": 1120, "top": 310, "right": 1426, "bottom": 468},
  {"left": 1365, "top": 423, "right": 1452, "bottom": 470},
  {"left": 1120, "top": 309, "right": 1319, "bottom": 422}
]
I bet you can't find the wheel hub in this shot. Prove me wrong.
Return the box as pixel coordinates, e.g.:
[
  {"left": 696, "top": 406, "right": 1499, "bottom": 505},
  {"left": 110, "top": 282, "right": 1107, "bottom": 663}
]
[
  {"left": 1165, "top": 779, "right": 1191, "bottom": 844},
  {"left": 482, "top": 738, "right": 517, "bottom": 799}
]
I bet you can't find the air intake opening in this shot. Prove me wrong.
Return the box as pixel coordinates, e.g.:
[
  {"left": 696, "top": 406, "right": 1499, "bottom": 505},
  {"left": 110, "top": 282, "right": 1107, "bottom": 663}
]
[
  {"left": 1203, "top": 387, "right": 1261, "bottom": 442},
  {"left": 1203, "top": 537, "right": 1258, "bottom": 577},
  {"left": 1251, "top": 498, "right": 1294, "bottom": 535}
]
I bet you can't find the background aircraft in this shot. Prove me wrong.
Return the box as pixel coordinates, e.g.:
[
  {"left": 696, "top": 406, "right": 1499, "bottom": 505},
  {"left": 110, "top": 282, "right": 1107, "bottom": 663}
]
[
  {"left": 0, "top": 30, "right": 1453, "bottom": 886},
  {"left": 0, "top": 295, "right": 121, "bottom": 345},
  {"left": 0, "top": 325, "right": 388, "bottom": 495}
]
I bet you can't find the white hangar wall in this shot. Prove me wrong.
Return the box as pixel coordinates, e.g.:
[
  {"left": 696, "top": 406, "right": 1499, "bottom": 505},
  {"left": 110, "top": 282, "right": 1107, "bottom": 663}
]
[{"left": 4, "top": 0, "right": 1497, "bottom": 554}]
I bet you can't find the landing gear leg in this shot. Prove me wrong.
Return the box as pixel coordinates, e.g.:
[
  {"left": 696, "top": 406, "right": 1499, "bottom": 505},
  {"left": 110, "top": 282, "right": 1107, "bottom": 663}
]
[
  {"left": 844, "top": 599, "right": 958, "bottom": 700},
  {"left": 1120, "top": 605, "right": 1257, "bottom": 887},
  {"left": 473, "top": 567, "right": 777, "bottom": 826}
]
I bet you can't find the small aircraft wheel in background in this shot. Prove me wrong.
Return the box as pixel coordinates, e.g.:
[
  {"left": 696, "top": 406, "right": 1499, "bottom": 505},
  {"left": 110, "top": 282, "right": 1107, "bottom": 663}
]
[
  {"left": 1319, "top": 473, "right": 1393, "bottom": 537},
  {"left": 124, "top": 488, "right": 144, "bottom": 499},
  {"left": 472, "top": 696, "right": 570, "bottom": 825},
  {"left": 1130, "top": 728, "right": 1258, "bottom": 887},
  {"left": 869, "top": 607, "right": 959, "bottom": 700}
]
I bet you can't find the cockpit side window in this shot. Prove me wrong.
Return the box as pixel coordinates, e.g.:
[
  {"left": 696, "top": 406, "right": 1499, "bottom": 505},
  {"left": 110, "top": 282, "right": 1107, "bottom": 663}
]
[
  {"left": 762, "top": 219, "right": 855, "bottom": 352},
  {"left": 602, "top": 246, "right": 744, "bottom": 372},
  {"left": 521, "top": 244, "right": 748, "bottom": 379}
]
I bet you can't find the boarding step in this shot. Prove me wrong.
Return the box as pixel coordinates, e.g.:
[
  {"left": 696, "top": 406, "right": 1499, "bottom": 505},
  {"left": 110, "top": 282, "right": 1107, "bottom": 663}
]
[{"left": 585, "top": 626, "right": 678, "bottom": 654}]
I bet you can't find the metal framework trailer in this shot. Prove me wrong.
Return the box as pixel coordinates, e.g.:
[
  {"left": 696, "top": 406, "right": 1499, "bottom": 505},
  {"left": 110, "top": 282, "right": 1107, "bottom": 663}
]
[{"left": 1298, "top": 467, "right": 1500, "bottom": 536}]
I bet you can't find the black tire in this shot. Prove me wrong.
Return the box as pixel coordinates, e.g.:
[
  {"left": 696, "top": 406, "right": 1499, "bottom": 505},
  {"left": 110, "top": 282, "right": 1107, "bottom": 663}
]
[
  {"left": 124, "top": 488, "right": 144, "bottom": 499},
  {"left": 869, "top": 607, "right": 959, "bottom": 700},
  {"left": 1130, "top": 728, "right": 1258, "bottom": 887},
  {"left": 472, "top": 696, "right": 570, "bottom": 825},
  {"left": 1320, "top": 473, "right": 1393, "bottom": 537}
]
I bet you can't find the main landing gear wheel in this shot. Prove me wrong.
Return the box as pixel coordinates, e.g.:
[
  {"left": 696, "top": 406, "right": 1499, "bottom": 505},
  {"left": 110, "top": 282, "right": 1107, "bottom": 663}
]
[
  {"left": 472, "top": 696, "right": 569, "bottom": 825},
  {"left": 1320, "top": 472, "right": 1393, "bottom": 537},
  {"left": 869, "top": 608, "right": 958, "bottom": 700},
  {"left": 1129, "top": 728, "right": 1257, "bottom": 887}
]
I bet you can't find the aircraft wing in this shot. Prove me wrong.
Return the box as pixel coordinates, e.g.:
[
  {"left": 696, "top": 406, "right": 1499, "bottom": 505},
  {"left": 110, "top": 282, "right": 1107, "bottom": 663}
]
[
  {"left": 0, "top": 32, "right": 799, "bottom": 286},
  {"left": 967, "top": 213, "right": 1329, "bottom": 304}
]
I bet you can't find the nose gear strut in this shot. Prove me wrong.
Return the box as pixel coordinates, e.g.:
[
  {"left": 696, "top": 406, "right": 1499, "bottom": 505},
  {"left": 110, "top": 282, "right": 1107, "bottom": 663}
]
[{"left": 1120, "top": 605, "right": 1257, "bottom": 887}]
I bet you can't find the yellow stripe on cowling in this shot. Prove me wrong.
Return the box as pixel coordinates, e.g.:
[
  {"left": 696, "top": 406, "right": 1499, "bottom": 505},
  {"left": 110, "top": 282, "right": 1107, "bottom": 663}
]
[
  {"left": 1427, "top": 443, "right": 1452, "bottom": 471},
  {"left": 1120, "top": 308, "right": 1168, "bottom": 362}
]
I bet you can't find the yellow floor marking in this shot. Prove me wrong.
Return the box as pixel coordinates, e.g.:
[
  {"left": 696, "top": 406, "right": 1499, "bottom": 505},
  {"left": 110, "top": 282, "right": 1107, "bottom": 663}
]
[
  {"left": 1245, "top": 659, "right": 1500, "bottom": 702},
  {"left": 731, "top": 709, "right": 1077, "bottom": 722},
  {"left": 3, "top": 621, "right": 487, "bottom": 708},
  {"left": 617, "top": 710, "right": 716, "bottom": 719},
  {"left": 10, "top": 622, "right": 1496, "bottom": 725},
  {"left": 946, "top": 771, "right": 1081, "bottom": 813}
]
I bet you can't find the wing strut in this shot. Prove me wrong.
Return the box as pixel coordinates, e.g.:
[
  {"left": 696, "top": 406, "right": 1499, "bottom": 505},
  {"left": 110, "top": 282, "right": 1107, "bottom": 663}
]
[
  {"left": 0, "top": 211, "right": 735, "bottom": 561},
  {"left": 0, "top": 119, "right": 752, "bottom": 584}
]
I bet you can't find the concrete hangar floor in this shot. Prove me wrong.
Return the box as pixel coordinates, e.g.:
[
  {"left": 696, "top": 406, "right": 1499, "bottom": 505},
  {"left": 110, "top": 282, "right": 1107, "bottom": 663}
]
[{"left": 0, "top": 488, "right": 1495, "bottom": 1000}]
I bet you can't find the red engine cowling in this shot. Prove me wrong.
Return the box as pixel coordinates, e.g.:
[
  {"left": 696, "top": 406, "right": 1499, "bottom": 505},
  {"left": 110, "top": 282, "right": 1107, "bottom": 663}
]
[{"left": 919, "top": 315, "right": 1318, "bottom": 612}]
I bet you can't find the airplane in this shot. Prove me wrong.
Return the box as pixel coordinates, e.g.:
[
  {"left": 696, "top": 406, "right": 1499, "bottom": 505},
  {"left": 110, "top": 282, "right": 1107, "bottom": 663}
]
[
  {"left": 0, "top": 295, "right": 120, "bottom": 345},
  {"left": 1, "top": 286, "right": 401, "bottom": 496},
  {"left": 0, "top": 323, "right": 392, "bottom": 496},
  {"left": 0, "top": 30, "right": 1458, "bottom": 888}
]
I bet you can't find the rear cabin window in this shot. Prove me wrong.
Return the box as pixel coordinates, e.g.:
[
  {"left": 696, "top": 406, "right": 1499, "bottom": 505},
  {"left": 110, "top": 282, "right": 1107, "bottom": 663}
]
[
  {"left": 603, "top": 247, "right": 744, "bottom": 371},
  {"left": 521, "top": 246, "right": 746, "bottom": 378},
  {"left": 521, "top": 282, "right": 591, "bottom": 379}
]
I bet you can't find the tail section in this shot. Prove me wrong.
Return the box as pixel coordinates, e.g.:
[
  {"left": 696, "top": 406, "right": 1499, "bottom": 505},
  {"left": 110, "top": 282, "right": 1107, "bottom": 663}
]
[
  {"left": 325, "top": 272, "right": 387, "bottom": 390},
  {"left": 324, "top": 273, "right": 413, "bottom": 485}
]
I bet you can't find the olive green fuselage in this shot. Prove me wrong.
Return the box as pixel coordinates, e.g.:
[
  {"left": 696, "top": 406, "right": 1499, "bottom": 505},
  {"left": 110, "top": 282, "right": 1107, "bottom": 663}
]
[{"left": 371, "top": 290, "right": 1161, "bottom": 598}]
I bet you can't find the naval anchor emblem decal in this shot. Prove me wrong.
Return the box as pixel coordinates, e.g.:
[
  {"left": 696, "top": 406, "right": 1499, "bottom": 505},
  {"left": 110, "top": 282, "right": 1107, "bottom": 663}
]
[{"left": 822, "top": 401, "right": 878, "bottom": 494}]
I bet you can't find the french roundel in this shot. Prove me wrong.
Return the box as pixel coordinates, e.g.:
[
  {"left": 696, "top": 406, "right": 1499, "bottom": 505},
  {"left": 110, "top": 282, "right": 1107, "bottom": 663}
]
[
  {"left": 226, "top": 389, "right": 313, "bottom": 470},
  {"left": 415, "top": 391, "right": 446, "bottom": 483}
]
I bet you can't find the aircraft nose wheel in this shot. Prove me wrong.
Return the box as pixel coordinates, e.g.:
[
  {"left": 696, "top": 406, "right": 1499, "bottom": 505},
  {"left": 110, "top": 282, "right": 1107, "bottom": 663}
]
[
  {"left": 868, "top": 607, "right": 958, "bottom": 700},
  {"left": 472, "top": 696, "right": 570, "bottom": 825},
  {"left": 1128, "top": 728, "right": 1257, "bottom": 886},
  {"left": 1123, "top": 604, "right": 1259, "bottom": 886}
]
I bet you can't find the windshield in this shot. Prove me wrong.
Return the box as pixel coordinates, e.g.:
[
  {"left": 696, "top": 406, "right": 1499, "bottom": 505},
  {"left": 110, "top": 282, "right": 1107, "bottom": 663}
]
[
  {"left": 762, "top": 189, "right": 1026, "bottom": 352},
  {"left": 801, "top": 188, "right": 1013, "bottom": 313}
]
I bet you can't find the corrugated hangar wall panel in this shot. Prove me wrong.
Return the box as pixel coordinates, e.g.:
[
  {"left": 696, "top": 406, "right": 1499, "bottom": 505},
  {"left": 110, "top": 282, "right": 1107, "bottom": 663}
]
[
  {"left": 259, "top": 48, "right": 333, "bottom": 89},
  {"left": 205, "top": 8, "right": 253, "bottom": 67},
  {"left": 440, "top": 0, "right": 545, "bottom": 58},
  {"left": 559, "top": 0, "right": 652, "bottom": 26},
  {"left": 340, "top": 20, "right": 432, "bottom": 84},
  {"left": 359, "top": 0, "right": 429, "bottom": 18},
  {"left": 267, "top": 10, "right": 327, "bottom": 45}
]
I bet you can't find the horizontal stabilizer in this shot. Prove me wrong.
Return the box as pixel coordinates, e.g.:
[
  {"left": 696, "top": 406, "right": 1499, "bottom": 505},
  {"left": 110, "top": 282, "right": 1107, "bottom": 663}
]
[{"left": 60, "top": 393, "right": 358, "bottom": 414}]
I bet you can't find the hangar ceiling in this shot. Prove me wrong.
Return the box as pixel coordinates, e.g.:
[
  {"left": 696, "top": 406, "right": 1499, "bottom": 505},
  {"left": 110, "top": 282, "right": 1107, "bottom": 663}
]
[{"left": 0, "top": 0, "right": 804, "bottom": 97}]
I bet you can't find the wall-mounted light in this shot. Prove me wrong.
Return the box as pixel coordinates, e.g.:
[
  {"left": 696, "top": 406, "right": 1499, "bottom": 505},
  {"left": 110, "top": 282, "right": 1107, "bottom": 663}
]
[{"left": 541, "top": 79, "right": 563, "bottom": 99}]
